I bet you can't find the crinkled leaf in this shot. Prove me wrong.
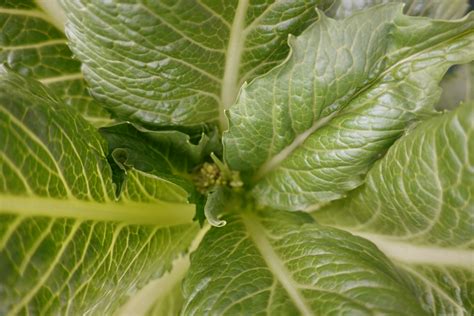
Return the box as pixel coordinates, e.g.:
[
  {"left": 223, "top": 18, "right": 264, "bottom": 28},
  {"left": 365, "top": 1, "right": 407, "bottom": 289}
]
[
  {"left": 182, "top": 209, "right": 427, "bottom": 315},
  {"left": 313, "top": 103, "right": 474, "bottom": 314},
  {"left": 61, "top": 0, "right": 333, "bottom": 129},
  {"left": 0, "top": 67, "right": 198, "bottom": 315},
  {"left": 0, "top": 0, "right": 112, "bottom": 126},
  {"left": 329, "top": 1, "right": 472, "bottom": 113},
  {"left": 313, "top": 103, "right": 473, "bottom": 248},
  {"left": 327, "top": 0, "right": 469, "bottom": 19},
  {"left": 224, "top": 4, "right": 474, "bottom": 211},
  {"left": 100, "top": 122, "right": 219, "bottom": 176},
  {"left": 400, "top": 264, "right": 473, "bottom": 315},
  {"left": 100, "top": 122, "right": 219, "bottom": 204},
  {"left": 329, "top": 1, "right": 473, "bottom": 113}
]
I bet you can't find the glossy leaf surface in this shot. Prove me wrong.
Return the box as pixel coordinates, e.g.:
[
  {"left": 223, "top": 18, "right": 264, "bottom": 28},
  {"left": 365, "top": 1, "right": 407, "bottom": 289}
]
[{"left": 224, "top": 5, "right": 474, "bottom": 210}]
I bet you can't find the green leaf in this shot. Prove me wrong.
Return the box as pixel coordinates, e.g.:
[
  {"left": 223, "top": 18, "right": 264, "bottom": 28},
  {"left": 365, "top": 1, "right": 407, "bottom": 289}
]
[
  {"left": 0, "top": 0, "right": 112, "bottom": 126},
  {"left": 313, "top": 103, "right": 474, "bottom": 314},
  {"left": 437, "top": 62, "right": 474, "bottom": 110},
  {"left": 400, "top": 265, "right": 473, "bottom": 315},
  {"left": 100, "top": 122, "right": 219, "bottom": 204},
  {"left": 327, "top": 0, "right": 469, "bottom": 19},
  {"left": 204, "top": 186, "right": 228, "bottom": 227},
  {"left": 327, "top": 1, "right": 472, "bottom": 112},
  {"left": 100, "top": 123, "right": 219, "bottom": 176},
  {"left": 61, "top": 0, "right": 334, "bottom": 129},
  {"left": 182, "top": 209, "right": 427, "bottom": 315},
  {"left": 117, "top": 227, "right": 209, "bottom": 316},
  {"left": 224, "top": 4, "right": 474, "bottom": 211},
  {"left": 145, "top": 280, "right": 185, "bottom": 316},
  {"left": 0, "top": 67, "right": 199, "bottom": 314},
  {"left": 118, "top": 168, "right": 190, "bottom": 204},
  {"left": 116, "top": 246, "right": 191, "bottom": 316}
]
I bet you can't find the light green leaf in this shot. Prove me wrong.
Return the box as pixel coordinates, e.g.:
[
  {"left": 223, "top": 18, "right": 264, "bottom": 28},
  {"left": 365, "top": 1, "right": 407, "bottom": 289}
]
[
  {"left": 118, "top": 227, "right": 209, "bottom": 316},
  {"left": 118, "top": 168, "right": 190, "bottom": 204},
  {"left": 61, "top": 0, "right": 334, "bottom": 129},
  {"left": 313, "top": 103, "right": 473, "bottom": 248},
  {"left": 145, "top": 279, "right": 185, "bottom": 316},
  {"left": 438, "top": 62, "right": 474, "bottom": 110},
  {"left": 0, "top": 67, "right": 198, "bottom": 315},
  {"left": 326, "top": 1, "right": 472, "bottom": 113},
  {"left": 0, "top": 0, "right": 112, "bottom": 126},
  {"left": 182, "top": 209, "right": 427, "bottom": 315},
  {"left": 400, "top": 264, "right": 473, "bottom": 315},
  {"left": 327, "top": 0, "right": 469, "bottom": 19},
  {"left": 313, "top": 103, "right": 474, "bottom": 314},
  {"left": 224, "top": 4, "right": 474, "bottom": 211}
]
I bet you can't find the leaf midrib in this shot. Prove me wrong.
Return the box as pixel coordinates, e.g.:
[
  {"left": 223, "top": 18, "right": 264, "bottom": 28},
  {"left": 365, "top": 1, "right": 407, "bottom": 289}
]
[
  {"left": 1, "top": 195, "right": 195, "bottom": 226},
  {"left": 399, "top": 264, "right": 466, "bottom": 314},
  {"left": 39, "top": 73, "right": 84, "bottom": 85},
  {"left": 252, "top": 25, "right": 474, "bottom": 181},
  {"left": 35, "top": 0, "right": 66, "bottom": 31},
  {"left": 6, "top": 219, "right": 82, "bottom": 316},
  {"left": 0, "top": 3, "right": 65, "bottom": 35},
  {"left": 340, "top": 230, "right": 474, "bottom": 268},
  {"left": 242, "top": 213, "right": 314, "bottom": 316},
  {"left": 219, "top": 0, "right": 249, "bottom": 131},
  {"left": 117, "top": 225, "right": 208, "bottom": 316},
  {"left": 0, "top": 7, "right": 53, "bottom": 25}
]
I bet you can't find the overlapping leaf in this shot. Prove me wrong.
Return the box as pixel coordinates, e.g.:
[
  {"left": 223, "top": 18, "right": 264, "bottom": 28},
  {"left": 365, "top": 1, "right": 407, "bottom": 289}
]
[
  {"left": 0, "top": 0, "right": 112, "bottom": 126},
  {"left": 117, "top": 244, "right": 196, "bottom": 316},
  {"left": 61, "top": 0, "right": 334, "bottom": 129},
  {"left": 0, "top": 67, "right": 198, "bottom": 315},
  {"left": 313, "top": 103, "right": 474, "bottom": 314},
  {"left": 224, "top": 4, "right": 474, "bottom": 211},
  {"left": 182, "top": 209, "right": 427, "bottom": 315},
  {"left": 319, "top": 1, "right": 472, "bottom": 113},
  {"left": 327, "top": 0, "right": 469, "bottom": 19},
  {"left": 349, "top": 1, "right": 472, "bottom": 111},
  {"left": 100, "top": 122, "right": 220, "bottom": 203},
  {"left": 145, "top": 280, "right": 185, "bottom": 316}
]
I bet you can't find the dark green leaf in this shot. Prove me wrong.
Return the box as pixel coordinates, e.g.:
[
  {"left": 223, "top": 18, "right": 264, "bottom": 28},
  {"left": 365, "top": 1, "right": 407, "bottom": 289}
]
[{"left": 100, "top": 122, "right": 220, "bottom": 204}]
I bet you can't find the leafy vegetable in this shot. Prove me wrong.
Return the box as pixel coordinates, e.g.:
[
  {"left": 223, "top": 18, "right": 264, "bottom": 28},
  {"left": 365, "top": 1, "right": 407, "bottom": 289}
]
[
  {"left": 182, "top": 209, "right": 428, "bottom": 315},
  {"left": 0, "top": 0, "right": 112, "bottom": 126},
  {"left": 61, "top": 0, "right": 333, "bottom": 129},
  {"left": 100, "top": 122, "right": 219, "bottom": 203},
  {"left": 327, "top": 0, "right": 469, "bottom": 19},
  {"left": 0, "top": 66, "right": 199, "bottom": 314},
  {"left": 224, "top": 4, "right": 474, "bottom": 211},
  {"left": 312, "top": 103, "right": 473, "bottom": 314},
  {"left": 1, "top": 0, "right": 472, "bottom": 315}
]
